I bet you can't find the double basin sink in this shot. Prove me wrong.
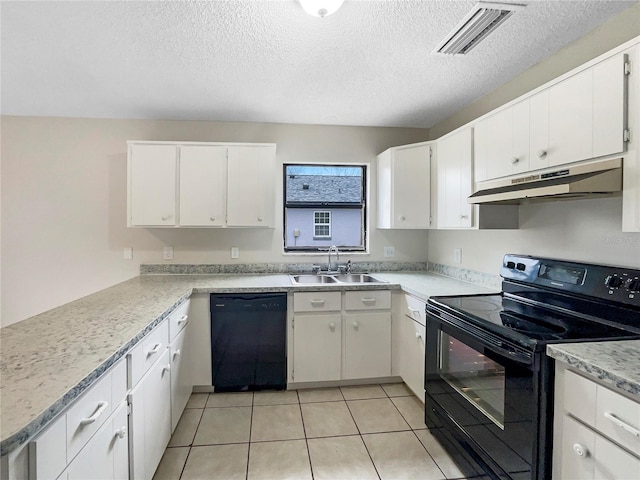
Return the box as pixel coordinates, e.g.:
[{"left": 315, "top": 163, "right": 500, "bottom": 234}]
[{"left": 290, "top": 273, "right": 386, "bottom": 285}]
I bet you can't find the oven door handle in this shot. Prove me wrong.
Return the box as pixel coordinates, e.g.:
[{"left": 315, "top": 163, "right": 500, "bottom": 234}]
[{"left": 429, "top": 311, "right": 534, "bottom": 367}]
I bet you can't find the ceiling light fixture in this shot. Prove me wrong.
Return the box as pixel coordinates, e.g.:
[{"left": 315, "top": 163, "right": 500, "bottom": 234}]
[
  {"left": 433, "top": 2, "right": 525, "bottom": 55},
  {"left": 298, "top": 0, "right": 345, "bottom": 18}
]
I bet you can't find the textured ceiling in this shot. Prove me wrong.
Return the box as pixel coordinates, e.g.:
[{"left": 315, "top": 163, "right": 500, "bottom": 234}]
[{"left": 1, "top": 0, "right": 637, "bottom": 128}]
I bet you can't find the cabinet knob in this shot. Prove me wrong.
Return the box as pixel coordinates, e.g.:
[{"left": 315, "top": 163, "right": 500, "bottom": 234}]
[
  {"left": 399, "top": 215, "right": 406, "bottom": 221},
  {"left": 161, "top": 215, "right": 170, "bottom": 221},
  {"left": 329, "top": 322, "right": 336, "bottom": 330},
  {"left": 511, "top": 157, "right": 519, "bottom": 165},
  {"left": 460, "top": 214, "right": 469, "bottom": 219},
  {"left": 536, "top": 149, "right": 547, "bottom": 159},
  {"left": 415, "top": 332, "right": 422, "bottom": 339},
  {"left": 210, "top": 216, "right": 216, "bottom": 221},
  {"left": 115, "top": 426, "right": 127, "bottom": 439},
  {"left": 352, "top": 321, "right": 359, "bottom": 329},
  {"left": 258, "top": 216, "right": 263, "bottom": 222},
  {"left": 573, "top": 443, "right": 588, "bottom": 457}
]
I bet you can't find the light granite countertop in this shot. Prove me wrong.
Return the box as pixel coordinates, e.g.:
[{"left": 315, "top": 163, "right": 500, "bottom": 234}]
[
  {"left": 547, "top": 340, "right": 640, "bottom": 397},
  {"left": 0, "top": 271, "right": 494, "bottom": 456}
]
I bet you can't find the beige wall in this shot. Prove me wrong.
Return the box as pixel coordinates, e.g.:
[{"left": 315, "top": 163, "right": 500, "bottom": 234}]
[
  {"left": 1, "top": 116, "right": 429, "bottom": 327},
  {"left": 428, "top": 4, "right": 640, "bottom": 274}
]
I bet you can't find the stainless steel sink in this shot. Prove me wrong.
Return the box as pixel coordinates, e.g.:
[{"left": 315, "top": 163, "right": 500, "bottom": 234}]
[
  {"left": 290, "top": 273, "right": 385, "bottom": 285},
  {"left": 290, "top": 274, "right": 338, "bottom": 284},
  {"left": 332, "top": 274, "right": 386, "bottom": 283}
]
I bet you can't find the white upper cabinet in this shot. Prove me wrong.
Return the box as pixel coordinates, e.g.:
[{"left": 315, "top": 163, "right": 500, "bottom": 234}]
[
  {"left": 475, "top": 52, "right": 627, "bottom": 181},
  {"left": 377, "top": 142, "right": 433, "bottom": 229},
  {"left": 128, "top": 144, "right": 177, "bottom": 227},
  {"left": 227, "top": 145, "right": 276, "bottom": 227},
  {"left": 474, "top": 100, "right": 530, "bottom": 182},
  {"left": 179, "top": 145, "right": 227, "bottom": 227},
  {"left": 127, "top": 141, "right": 276, "bottom": 228},
  {"left": 437, "top": 128, "right": 473, "bottom": 228}
]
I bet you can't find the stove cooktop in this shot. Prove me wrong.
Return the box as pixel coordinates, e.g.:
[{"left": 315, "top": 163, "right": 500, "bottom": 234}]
[{"left": 428, "top": 293, "right": 640, "bottom": 351}]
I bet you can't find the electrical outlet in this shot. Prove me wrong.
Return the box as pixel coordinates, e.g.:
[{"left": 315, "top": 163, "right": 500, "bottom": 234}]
[
  {"left": 231, "top": 247, "right": 240, "bottom": 259},
  {"left": 454, "top": 248, "right": 462, "bottom": 264},
  {"left": 163, "top": 246, "right": 174, "bottom": 260},
  {"left": 123, "top": 247, "right": 133, "bottom": 260},
  {"left": 384, "top": 246, "right": 395, "bottom": 258}
]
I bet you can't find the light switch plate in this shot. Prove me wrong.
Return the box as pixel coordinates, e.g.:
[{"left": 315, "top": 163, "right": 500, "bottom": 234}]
[
  {"left": 163, "top": 246, "right": 174, "bottom": 260},
  {"left": 454, "top": 248, "right": 462, "bottom": 264},
  {"left": 384, "top": 246, "right": 395, "bottom": 258},
  {"left": 231, "top": 247, "right": 240, "bottom": 259},
  {"left": 123, "top": 247, "right": 133, "bottom": 260}
]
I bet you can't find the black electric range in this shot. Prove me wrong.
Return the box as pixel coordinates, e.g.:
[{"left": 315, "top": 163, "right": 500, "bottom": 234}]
[{"left": 424, "top": 254, "right": 640, "bottom": 480}]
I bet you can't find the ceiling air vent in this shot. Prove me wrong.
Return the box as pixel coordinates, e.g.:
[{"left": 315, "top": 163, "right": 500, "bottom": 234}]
[{"left": 433, "top": 2, "right": 525, "bottom": 55}]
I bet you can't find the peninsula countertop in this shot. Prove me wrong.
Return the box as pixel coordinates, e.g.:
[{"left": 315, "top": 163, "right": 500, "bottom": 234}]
[{"left": 0, "top": 271, "right": 494, "bottom": 456}]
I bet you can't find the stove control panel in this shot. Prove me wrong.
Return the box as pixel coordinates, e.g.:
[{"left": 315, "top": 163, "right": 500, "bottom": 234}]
[{"left": 501, "top": 254, "right": 640, "bottom": 307}]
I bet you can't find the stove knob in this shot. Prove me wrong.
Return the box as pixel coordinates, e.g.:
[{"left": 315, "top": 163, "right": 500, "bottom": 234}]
[
  {"left": 627, "top": 278, "right": 640, "bottom": 293},
  {"left": 605, "top": 275, "right": 623, "bottom": 288}
]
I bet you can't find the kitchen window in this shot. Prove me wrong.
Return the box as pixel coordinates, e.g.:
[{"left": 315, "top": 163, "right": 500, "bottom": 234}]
[{"left": 284, "top": 164, "right": 366, "bottom": 252}]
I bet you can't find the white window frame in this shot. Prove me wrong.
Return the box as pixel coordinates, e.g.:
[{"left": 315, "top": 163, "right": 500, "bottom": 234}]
[{"left": 313, "top": 210, "right": 331, "bottom": 239}]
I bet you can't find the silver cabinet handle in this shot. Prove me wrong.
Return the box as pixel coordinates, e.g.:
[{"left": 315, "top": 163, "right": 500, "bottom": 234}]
[
  {"left": 604, "top": 411, "right": 640, "bottom": 437},
  {"left": 177, "top": 314, "right": 189, "bottom": 325},
  {"left": 173, "top": 349, "right": 181, "bottom": 360},
  {"left": 146, "top": 343, "right": 162, "bottom": 357},
  {"left": 310, "top": 300, "right": 325, "bottom": 306},
  {"left": 80, "top": 401, "right": 109, "bottom": 426},
  {"left": 162, "top": 364, "right": 171, "bottom": 375},
  {"left": 362, "top": 298, "right": 376, "bottom": 304},
  {"left": 573, "top": 443, "right": 588, "bottom": 457}
]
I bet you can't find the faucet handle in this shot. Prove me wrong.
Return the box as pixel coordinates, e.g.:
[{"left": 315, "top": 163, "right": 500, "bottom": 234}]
[{"left": 312, "top": 265, "right": 321, "bottom": 274}]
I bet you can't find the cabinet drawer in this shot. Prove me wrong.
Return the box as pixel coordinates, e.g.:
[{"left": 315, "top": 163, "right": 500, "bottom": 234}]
[
  {"left": 168, "top": 299, "right": 190, "bottom": 342},
  {"left": 129, "top": 319, "right": 169, "bottom": 387},
  {"left": 345, "top": 290, "right": 391, "bottom": 311},
  {"left": 402, "top": 294, "right": 426, "bottom": 326},
  {"left": 595, "top": 381, "right": 640, "bottom": 456},
  {"left": 293, "top": 292, "right": 341, "bottom": 312}
]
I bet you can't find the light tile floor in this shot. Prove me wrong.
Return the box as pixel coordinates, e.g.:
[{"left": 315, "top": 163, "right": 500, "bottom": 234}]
[{"left": 153, "top": 383, "right": 469, "bottom": 480}]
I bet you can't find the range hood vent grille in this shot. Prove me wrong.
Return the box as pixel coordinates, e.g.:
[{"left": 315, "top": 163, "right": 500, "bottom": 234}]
[{"left": 433, "top": 2, "right": 524, "bottom": 56}]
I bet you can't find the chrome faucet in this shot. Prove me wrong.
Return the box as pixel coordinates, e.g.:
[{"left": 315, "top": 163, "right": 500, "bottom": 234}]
[{"left": 328, "top": 245, "right": 339, "bottom": 273}]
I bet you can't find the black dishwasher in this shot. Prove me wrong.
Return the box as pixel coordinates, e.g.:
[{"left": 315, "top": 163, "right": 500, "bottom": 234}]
[{"left": 210, "top": 293, "right": 287, "bottom": 392}]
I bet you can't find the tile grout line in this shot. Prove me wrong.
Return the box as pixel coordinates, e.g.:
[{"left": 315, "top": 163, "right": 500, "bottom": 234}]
[
  {"left": 295, "top": 390, "right": 316, "bottom": 480},
  {"left": 245, "top": 392, "right": 256, "bottom": 480}
]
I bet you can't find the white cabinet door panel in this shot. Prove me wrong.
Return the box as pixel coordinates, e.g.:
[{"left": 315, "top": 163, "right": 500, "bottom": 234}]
[
  {"left": 593, "top": 54, "right": 626, "bottom": 158},
  {"left": 529, "top": 89, "right": 550, "bottom": 171},
  {"left": 293, "top": 314, "right": 342, "bottom": 382},
  {"left": 129, "top": 144, "right": 177, "bottom": 226},
  {"left": 344, "top": 312, "right": 391, "bottom": 379},
  {"left": 170, "top": 327, "right": 191, "bottom": 433},
  {"left": 437, "top": 128, "right": 473, "bottom": 228},
  {"left": 391, "top": 145, "right": 431, "bottom": 228},
  {"left": 179, "top": 145, "right": 226, "bottom": 226}
]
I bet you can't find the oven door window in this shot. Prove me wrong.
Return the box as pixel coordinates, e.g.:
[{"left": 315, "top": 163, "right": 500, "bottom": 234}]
[{"left": 438, "top": 332, "right": 505, "bottom": 429}]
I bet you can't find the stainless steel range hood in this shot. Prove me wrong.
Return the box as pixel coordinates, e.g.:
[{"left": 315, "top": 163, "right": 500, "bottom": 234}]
[{"left": 468, "top": 158, "right": 623, "bottom": 204}]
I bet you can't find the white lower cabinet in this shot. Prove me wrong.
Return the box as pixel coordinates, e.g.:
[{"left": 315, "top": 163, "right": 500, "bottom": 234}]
[
  {"left": 292, "top": 290, "right": 391, "bottom": 383},
  {"left": 395, "top": 294, "right": 426, "bottom": 402},
  {"left": 128, "top": 347, "right": 172, "bottom": 480},
  {"left": 170, "top": 326, "right": 191, "bottom": 432},
  {"left": 27, "top": 358, "right": 128, "bottom": 480},
  {"left": 554, "top": 366, "right": 640, "bottom": 479},
  {"left": 65, "top": 401, "right": 129, "bottom": 480}
]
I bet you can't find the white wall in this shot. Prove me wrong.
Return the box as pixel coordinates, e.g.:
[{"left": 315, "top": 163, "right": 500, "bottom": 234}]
[{"left": 1, "top": 116, "right": 429, "bottom": 327}]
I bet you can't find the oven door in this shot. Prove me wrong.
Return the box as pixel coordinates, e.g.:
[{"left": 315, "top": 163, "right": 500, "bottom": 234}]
[{"left": 425, "top": 307, "right": 547, "bottom": 480}]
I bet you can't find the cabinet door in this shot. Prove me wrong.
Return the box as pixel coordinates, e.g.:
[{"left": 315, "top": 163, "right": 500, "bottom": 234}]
[
  {"left": 529, "top": 89, "right": 550, "bottom": 171},
  {"left": 66, "top": 402, "right": 128, "bottom": 480},
  {"left": 561, "top": 415, "right": 595, "bottom": 480},
  {"left": 344, "top": 312, "right": 391, "bottom": 379},
  {"left": 437, "top": 128, "right": 473, "bottom": 228},
  {"left": 179, "top": 145, "right": 226, "bottom": 226},
  {"left": 391, "top": 145, "right": 431, "bottom": 228},
  {"left": 511, "top": 100, "right": 530, "bottom": 175},
  {"left": 227, "top": 145, "right": 276, "bottom": 227},
  {"left": 129, "top": 144, "right": 177, "bottom": 226},
  {"left": 548, "top": 68, "right": 593, "bottom": 166},
  {"left": 484, "top": 108, "right": 514, "bottom": 180},
  {"left": 170, "top": 327, "right": 191, "bottom": 433},
  {"left": 593, "top": 53, "right": 626, "bottom": 158},
  {"left": 293, "top": 314, "right": 342, "bottom": 382},
  {"left": 129, "top": 349, "right": 172, "bottom": 480}
]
